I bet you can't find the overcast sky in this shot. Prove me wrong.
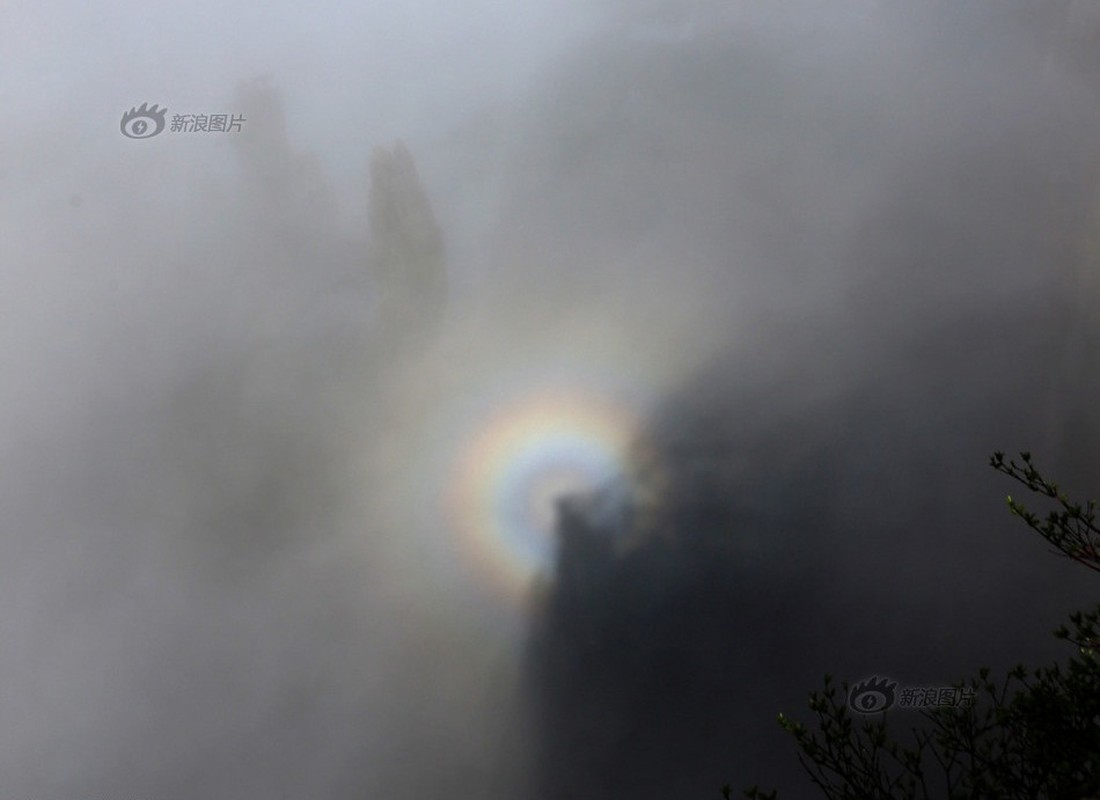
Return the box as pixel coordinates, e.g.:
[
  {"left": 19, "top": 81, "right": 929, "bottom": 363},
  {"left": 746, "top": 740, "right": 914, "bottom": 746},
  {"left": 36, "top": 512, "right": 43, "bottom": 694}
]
[{"left": 2, "top": 1, "right": 1100, "bottom": 798}]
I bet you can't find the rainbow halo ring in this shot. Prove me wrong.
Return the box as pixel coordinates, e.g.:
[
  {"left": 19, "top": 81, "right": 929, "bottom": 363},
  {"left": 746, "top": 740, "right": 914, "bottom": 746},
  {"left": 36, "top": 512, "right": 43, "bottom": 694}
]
[{"left": 447, "top": 389, "right": 642, "bottom": 600}]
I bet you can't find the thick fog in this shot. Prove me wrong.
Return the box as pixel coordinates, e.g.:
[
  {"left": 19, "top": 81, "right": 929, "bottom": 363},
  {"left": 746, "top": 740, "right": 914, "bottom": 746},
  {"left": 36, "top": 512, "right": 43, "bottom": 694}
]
[{"left": 3, "top": 1, "right": 1100, "bottom": 798}]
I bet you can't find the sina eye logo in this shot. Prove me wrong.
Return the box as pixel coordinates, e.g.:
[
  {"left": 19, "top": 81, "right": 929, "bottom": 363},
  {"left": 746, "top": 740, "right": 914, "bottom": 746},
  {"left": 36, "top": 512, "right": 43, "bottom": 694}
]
[
  {"left": 120, "top": 102, "right": 167, "bottom": 139},
  {"left": 848, "top": 676, "right": 898, "bottom": 714}
]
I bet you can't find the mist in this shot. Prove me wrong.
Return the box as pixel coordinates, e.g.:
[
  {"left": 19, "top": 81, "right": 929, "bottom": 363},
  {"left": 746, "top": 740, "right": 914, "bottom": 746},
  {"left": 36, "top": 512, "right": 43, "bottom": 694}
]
[{"left": 3, "top": 1, "right": 1100, "bottom": 798}]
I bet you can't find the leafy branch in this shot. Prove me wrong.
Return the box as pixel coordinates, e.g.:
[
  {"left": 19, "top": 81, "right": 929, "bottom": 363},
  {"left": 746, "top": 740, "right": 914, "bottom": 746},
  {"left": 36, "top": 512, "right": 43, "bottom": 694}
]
[
  {"left": 739, "top": 452, "right": 1100, "bottom": 799},
  {"left": 990, "top": 451, "right": 1100, "bottom": 574}
]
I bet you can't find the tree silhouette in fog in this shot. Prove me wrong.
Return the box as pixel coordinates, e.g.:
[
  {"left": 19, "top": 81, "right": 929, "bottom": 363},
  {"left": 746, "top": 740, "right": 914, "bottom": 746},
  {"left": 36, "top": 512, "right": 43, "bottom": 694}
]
[
  {"left": 230, "top": 76, "right": 446, "bottom": 358},
  {"left": 167, "top": 77, "right": 448, "bottom": 578},
  {"left": 742, "top": 452, "right": 1100, "bottom": 799}
]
